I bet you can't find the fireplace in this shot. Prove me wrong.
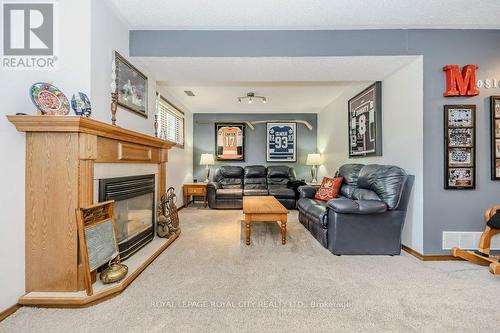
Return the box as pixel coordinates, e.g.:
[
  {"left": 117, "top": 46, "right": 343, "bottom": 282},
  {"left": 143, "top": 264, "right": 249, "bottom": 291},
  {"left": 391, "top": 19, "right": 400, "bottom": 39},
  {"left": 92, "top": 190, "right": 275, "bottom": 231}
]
[{"left": 99, "top": 174, "right": 155, "bottom": 260}]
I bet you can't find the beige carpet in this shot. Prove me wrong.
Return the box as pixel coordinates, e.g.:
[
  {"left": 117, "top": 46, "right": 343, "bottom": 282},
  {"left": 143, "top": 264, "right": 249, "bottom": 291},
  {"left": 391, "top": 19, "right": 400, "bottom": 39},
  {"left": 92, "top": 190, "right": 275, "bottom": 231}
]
[{"left": 2, "top": 207, "right": 500, "bottom": 332}]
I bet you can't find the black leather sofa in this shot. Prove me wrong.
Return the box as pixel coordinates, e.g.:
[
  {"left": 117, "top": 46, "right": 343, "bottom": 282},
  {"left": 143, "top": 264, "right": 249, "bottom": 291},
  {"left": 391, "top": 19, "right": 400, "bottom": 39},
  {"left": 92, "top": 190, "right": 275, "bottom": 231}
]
[
  {"left": 297, "top": 164, "right": 414, "bottom": 255},
  {"left": 208, "top": 165, "right": 297, "bottom": 209}
]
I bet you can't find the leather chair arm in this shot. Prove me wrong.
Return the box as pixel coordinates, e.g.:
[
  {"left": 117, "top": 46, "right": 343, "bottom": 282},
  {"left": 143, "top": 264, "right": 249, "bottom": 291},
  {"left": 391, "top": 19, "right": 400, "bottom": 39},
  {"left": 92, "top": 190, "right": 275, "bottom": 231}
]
[
  {"left": 298, "top": 185, "right": 318, "bottom": 199},
  {"left": 327, "top": 198, "right": 387, "bottom": 215},
  {"left": 207, "top": 182, "right": 221, "bottom": 191},
  {"left": 207, "top": 182, "right": 220, "bottom": 209}
]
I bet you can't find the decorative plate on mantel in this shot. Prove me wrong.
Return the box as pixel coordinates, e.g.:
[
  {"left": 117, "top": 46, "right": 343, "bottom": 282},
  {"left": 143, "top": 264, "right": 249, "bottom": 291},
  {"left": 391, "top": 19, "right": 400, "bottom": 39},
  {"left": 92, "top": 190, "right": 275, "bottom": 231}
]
[{"left": 29, "top": 82, "right": 70, "bottom": 115}]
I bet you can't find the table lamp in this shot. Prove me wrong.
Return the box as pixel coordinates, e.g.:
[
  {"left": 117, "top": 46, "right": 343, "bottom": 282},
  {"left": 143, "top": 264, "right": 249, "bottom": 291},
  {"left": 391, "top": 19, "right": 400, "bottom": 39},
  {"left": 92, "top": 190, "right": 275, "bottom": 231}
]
[
  {"left": 200, "top": 153, "right": 215, "bottom": 182},
  {"left": 306, "top": 153, "right": 321, "bottom": 183}
]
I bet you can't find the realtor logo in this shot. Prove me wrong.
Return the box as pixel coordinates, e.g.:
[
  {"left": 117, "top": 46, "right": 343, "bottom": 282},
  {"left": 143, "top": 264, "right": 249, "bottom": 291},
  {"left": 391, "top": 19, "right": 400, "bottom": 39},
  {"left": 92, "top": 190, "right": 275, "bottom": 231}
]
[{"left": 2, "top": 2, "right": 57, "bottom": 69}]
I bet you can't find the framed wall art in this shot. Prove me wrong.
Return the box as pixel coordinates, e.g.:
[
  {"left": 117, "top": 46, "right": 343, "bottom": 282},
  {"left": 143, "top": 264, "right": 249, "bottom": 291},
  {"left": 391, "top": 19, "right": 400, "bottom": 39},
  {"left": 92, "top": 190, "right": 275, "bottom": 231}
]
[
  {"left": 113, "top": 51, "right": 148, "bottom": 117},
  {"left": 267, "top": 122, "right": 297, "bottom": 162},
  {"left": 348, "top": 82, "right": 382, "bottom": 157},
  {"left": 215, "top": 123, "right": 245, "bottom": 161},
  {"left": 490, "top": 96, "right": 500, "bottom": 180},
  {"left": 444, "top": 105, "right": 476, "bottom": 189}
]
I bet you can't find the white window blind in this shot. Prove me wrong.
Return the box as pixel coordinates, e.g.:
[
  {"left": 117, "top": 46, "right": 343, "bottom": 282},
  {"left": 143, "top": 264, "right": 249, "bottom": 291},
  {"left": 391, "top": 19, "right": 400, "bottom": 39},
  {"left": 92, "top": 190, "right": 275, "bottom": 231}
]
[{"left": 156, "top": 94, "right": 184, "bottom": 147}]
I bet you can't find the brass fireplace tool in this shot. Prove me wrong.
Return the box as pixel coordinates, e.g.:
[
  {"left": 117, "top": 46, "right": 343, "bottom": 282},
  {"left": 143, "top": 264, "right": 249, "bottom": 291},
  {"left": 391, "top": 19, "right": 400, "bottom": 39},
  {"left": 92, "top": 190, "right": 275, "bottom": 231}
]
[{"left": 157, "top": 187, "right": 180, "bottom": 238}]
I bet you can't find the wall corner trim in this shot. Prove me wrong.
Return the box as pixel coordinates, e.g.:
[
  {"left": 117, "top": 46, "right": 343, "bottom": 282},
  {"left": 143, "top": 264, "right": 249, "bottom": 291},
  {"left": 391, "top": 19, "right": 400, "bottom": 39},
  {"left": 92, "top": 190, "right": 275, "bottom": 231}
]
[{"left": 402, "top": 245, "right": 464, "bottom": 261}]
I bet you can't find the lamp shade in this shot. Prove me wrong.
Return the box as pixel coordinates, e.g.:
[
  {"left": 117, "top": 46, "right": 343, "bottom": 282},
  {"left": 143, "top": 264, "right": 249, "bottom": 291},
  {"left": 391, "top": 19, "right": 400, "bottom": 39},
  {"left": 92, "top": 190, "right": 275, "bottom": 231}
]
[
  {"left": 306, "top": 153, "right": 321, "bottom": 166},
  {"left": 199, "top": 153, "right": 215, "bottom": 166}
]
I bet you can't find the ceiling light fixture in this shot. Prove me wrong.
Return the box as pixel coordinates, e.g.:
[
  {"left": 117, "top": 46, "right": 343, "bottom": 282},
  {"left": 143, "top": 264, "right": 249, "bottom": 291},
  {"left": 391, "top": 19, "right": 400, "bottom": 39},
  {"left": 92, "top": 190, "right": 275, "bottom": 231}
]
[{"left": 237, "top": 92, "right": 267, "bottom": 104}]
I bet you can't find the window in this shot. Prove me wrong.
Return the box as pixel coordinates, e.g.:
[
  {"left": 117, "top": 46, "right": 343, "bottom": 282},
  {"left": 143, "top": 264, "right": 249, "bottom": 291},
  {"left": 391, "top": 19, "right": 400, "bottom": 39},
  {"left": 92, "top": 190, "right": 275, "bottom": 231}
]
[{"left": 156, "top": 94, "right": 184, "bottom": 147}]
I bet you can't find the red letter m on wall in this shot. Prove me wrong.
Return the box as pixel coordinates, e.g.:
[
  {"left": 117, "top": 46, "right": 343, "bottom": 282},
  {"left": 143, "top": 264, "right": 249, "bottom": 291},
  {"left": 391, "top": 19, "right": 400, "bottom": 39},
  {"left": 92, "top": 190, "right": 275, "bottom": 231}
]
[{"left": 443, "top": 64, "right": 479, "bottom": 97}]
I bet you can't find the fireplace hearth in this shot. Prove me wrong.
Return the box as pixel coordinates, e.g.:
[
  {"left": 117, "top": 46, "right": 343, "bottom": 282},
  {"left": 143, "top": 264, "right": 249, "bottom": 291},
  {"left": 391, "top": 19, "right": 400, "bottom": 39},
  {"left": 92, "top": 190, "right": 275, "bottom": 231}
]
[{"left": 99, "top": 175, "right": 155, "bottom": 260}]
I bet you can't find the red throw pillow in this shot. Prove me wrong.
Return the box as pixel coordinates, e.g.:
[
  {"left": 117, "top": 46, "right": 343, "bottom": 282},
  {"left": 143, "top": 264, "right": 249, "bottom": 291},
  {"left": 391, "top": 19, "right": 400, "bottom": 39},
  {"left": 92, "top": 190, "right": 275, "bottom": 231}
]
[{"left": 314, "top": 176, "right": 343, "bottom": 201}]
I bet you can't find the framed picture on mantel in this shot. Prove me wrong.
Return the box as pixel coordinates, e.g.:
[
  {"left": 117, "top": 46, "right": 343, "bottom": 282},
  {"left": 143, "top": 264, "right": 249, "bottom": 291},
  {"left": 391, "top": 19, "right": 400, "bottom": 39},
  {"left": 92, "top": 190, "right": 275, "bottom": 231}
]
[
  {"left": 444, "top": 105, "right": 476, "bottom": 189},
  {"left": 490, "top": 96, "right": 500, "bottom": 180}
]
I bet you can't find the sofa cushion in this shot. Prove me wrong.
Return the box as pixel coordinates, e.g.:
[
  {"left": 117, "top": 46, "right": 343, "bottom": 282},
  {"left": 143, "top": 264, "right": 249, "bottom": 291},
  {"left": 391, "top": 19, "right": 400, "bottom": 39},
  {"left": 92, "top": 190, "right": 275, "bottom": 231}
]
[
  {"left": 219, "top": 178, "right": 243, "bottom": 189},
  {"left": 243, "top": 166, "right": 267, "bottom": 190},
  {"left": 213, "top": 166, "right": 244, "bottom": 189},
  {"left": 306, "top": 204, "right": 328, "bottom": 228},
  {"left": 267, "top": 166, "right": 296, "bottom": 188},
  {"left": 339, "top": 184, "right": 356, "bottom": 199},
  {"left": 327, "top": 198, "right": 387, "bottom": 214},
  {"left": 338, "top": 164, "right": 364, "bottom": 186},
  {"left": 267, "top": 165, "right": 293, "bottom": 178},
  {"left": 314, "top": 176, "right": 343, "bottom": 201},
  {"left": 351, "top": 188, "right": 381, "bottom": 201},
  {"left": 297, "top": 198, "right": 326, "bottom": 212},
  {"left": 357, "top": 165, "right": 407, "bottom": 210},
  {"left": 243, "top": 189, "right": 268, "bottom": 196},
  {"left": 269, "top": 187, "right": 296, "bottom": 199},
  {"left": 216, "top": 188, "right": 243, "bottom": 199},
  {"left": 244, "top": 165, "right": 266, "bottom": 178}
]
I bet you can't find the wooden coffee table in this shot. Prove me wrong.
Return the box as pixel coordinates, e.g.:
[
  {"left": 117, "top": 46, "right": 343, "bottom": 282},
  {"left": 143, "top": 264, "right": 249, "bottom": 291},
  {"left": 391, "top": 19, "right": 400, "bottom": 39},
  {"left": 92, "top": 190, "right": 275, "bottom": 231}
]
[{"left": 243, "top": 196, "right": 288, "bottom": 245}]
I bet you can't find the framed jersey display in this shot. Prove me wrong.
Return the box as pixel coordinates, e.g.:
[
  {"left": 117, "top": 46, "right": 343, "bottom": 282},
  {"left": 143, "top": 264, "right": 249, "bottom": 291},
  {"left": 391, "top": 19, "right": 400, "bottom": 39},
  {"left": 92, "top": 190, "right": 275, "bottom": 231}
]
[
  {"left": 215, "top": 123, "right": 245, "bottom": 161},
  {"left": 348, "top": 82, "right": 382, "bottom": 157},
  {"left": 267, "top": 122, "right": 296, "bottom": 162}
]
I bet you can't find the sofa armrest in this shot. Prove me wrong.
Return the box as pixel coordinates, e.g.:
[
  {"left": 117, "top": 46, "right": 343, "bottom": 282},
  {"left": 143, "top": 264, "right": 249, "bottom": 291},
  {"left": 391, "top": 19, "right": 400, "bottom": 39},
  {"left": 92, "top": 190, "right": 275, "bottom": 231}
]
[
  {"left": 327, "top": 198, "right": 387, "bottom": 215},
  {"left": 207, "top": 182, "right": 220, "bottom": 209},
  {"left": 298, "top": 185, "right": 318, "bottom": 199},
  {"left": 207, "top": 182, "right": 220, "bottom": 191}
]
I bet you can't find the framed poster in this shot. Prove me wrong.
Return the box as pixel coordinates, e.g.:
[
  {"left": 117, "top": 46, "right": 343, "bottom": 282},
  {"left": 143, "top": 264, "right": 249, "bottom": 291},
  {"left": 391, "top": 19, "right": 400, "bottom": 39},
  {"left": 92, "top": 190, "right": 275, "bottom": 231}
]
[
  {"left": 267, "top": 122, "right": 297, "bottom": 162},
  {"left": 215, "top": 123, "right": 245, "bottom": 161},
  {"left": 348, "top": 82, "right": 382, "bottom": 157},
  {"left": 490, "top": 96, "right": 500, "bottom": 180},
  {"left": 444, "top": 105, "right": 476, "bottom": 189},
  {"left": 113, "top": 51, "right": 148, "bottom": 117}
]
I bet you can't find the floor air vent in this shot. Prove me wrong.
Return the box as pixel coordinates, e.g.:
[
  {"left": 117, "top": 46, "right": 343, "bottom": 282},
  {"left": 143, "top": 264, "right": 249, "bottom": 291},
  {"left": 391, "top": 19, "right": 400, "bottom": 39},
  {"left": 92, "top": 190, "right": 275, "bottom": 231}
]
[{"left": 442, "top": 231, "right": 500, "bottom": 250}]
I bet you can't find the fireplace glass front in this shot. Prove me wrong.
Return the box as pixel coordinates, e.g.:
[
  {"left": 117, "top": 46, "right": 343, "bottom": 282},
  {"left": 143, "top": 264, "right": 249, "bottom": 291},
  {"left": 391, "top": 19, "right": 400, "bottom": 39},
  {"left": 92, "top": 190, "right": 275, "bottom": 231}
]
[{"left": 99, "top": 175, "right": 155, "bottom": 260}]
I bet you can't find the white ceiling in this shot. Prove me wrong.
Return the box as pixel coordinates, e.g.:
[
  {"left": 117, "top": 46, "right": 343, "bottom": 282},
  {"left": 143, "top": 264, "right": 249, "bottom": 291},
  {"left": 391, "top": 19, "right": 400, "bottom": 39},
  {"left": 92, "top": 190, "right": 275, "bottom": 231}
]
[
  {"left": 152, "top": 56, "right": 418, "bottom": 113},
  {"left": 144, "top": 56, "right": 418, "bottom": 82},
  {"left": 106, "top": 0, "right": 500, "bottom": 30},
  {"left": 161, "top": 83, "right": 364, "bottom": 114}
]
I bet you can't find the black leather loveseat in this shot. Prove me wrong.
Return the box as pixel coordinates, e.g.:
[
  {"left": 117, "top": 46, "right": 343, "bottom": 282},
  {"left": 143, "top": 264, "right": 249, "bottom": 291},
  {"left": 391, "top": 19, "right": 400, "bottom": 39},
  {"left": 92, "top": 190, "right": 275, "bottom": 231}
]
[
  {"left": 208, "top": 165, "right": 297, "bottom": 209},
  {"left": 297, "top": 164, "right": 414, "bottom": 255}
]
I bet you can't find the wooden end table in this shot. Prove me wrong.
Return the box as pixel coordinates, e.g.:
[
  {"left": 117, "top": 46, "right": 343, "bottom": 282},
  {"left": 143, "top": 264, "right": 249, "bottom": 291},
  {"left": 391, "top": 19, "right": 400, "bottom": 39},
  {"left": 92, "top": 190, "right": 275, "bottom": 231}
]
[
  {"left": 242, "top": 196, "right": 288, "bottom": 245},
  {"left": 183, "top": 183, "right": 208, "bottom": 208}
]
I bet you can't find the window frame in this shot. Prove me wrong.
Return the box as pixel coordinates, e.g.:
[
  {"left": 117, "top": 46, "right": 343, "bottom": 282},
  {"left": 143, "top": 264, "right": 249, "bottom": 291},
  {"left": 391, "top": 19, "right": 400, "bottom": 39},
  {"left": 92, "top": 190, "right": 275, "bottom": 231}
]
[{"left": 156, "top": 94, "right": 185, "bottom": 149}]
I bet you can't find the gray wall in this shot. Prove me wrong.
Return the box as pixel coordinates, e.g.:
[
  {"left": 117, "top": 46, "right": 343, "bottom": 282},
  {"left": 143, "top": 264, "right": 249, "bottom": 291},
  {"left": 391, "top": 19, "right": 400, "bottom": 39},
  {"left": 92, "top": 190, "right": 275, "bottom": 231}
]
[
  {"left": 131, "top": 29, "right": 500, "bottom": 254},
  {"left": 193, "top": 113, "right": 317, "bottom": 182}
]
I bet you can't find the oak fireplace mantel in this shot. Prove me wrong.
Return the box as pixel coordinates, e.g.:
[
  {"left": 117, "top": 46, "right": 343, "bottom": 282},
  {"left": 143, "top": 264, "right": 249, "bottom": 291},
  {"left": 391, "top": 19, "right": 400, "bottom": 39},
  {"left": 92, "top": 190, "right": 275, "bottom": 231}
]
[{"left": 7, "top": 115, "right": 178, "bottom": 307}]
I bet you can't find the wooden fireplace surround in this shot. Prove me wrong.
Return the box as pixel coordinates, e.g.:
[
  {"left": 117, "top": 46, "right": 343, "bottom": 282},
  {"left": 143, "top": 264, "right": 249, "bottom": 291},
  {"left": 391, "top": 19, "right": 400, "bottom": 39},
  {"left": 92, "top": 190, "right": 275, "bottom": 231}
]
[{"left": 8, "top": 116, "right": 177, "bottom": 307}]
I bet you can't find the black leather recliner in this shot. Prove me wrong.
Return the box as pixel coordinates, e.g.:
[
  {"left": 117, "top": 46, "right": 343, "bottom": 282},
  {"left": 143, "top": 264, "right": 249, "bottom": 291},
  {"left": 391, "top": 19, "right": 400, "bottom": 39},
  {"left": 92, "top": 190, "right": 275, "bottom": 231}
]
[
  {"left": 297, "top": 164, "right": 414, "bottom": 255},
  {"left": 243, "top": 166, "right": 268, "bottom": 196},
  {"left": 208, "top": 165, "right": 297, "bottom": 209},
  {"left": 207, "top": 166, "right": 244, "bottom": 209},
  {"left": 267, "top": 166, "right": 297, "bottom": 209}
]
